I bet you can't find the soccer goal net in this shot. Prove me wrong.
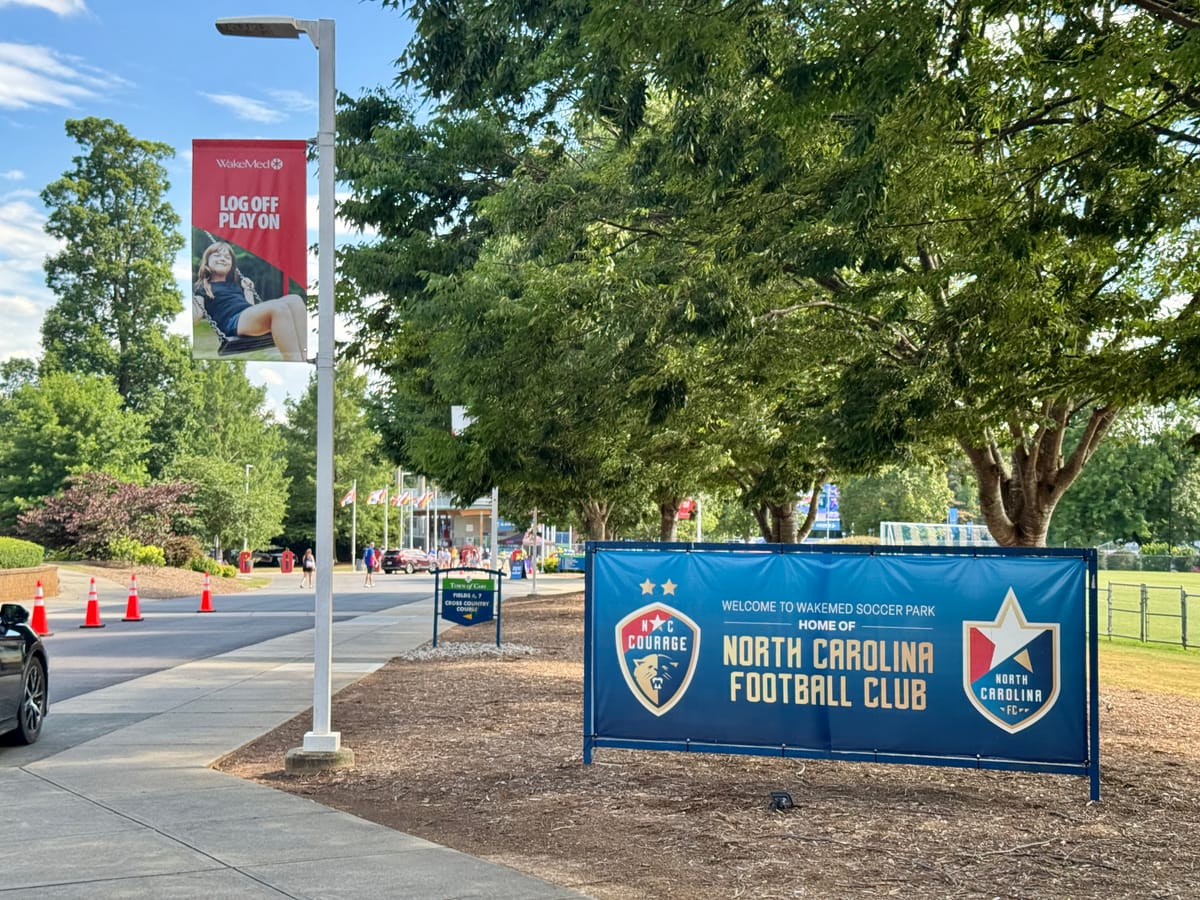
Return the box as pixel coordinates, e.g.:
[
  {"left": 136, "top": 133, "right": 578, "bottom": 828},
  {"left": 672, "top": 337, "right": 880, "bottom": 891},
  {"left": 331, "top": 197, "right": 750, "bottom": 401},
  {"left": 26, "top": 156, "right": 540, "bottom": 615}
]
[{"left": 879, "top": 521, "right": 998, "bottom": 547}]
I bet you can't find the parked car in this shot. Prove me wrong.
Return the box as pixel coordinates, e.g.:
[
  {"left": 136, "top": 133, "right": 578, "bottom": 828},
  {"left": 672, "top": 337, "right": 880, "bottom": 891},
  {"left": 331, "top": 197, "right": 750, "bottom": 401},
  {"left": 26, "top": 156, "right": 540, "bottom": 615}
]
[
  {"left": 251, "top": 548, "right": 286, "bottom": 567},
  {"left": 0, "top": 603, "right": 47, "bottom": 744},
  {"left": 381, "top": 547, "right": 434, "bottom": 574}
]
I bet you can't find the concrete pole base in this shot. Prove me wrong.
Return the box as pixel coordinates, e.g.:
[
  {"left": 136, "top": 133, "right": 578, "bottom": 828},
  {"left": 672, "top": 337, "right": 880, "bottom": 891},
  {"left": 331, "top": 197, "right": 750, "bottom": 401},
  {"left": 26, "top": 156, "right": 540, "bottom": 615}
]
[{"left": 284, "top": 746, "right": 355, "bottom": 773}]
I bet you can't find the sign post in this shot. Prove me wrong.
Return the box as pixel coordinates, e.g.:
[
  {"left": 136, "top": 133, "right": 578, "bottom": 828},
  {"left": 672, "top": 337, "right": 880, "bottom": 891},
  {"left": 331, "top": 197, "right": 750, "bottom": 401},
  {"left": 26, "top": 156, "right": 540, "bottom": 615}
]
[{"left": 433, "top": 566, "right": 505, "bottom": 648}]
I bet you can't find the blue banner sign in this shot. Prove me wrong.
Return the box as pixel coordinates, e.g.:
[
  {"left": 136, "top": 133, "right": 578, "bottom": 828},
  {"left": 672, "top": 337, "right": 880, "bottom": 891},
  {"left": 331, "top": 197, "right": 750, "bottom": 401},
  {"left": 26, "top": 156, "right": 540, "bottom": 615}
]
[
  {"left": 559, "top": 553, "right": 585, "bottom": 572},
  {"left": 441, "top": 576, "right": 495, "bottom": 626},
  {"left": 584, "top": 543, "right": 1099, "bottom": 798}
]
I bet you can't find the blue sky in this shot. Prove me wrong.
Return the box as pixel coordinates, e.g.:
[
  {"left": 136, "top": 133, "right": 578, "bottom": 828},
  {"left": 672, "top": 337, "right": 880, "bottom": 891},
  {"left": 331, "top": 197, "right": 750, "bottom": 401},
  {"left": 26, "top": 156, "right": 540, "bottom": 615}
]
[{"left": 0, "top": 0, "right": 416, "bottom": 417}]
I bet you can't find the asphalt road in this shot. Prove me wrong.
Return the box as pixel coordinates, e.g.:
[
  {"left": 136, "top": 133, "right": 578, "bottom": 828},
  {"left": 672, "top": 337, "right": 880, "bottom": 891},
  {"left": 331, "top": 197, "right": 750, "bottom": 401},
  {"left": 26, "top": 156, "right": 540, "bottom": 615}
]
[{"left": 45, "top": 572, "right": 440, "bottom": 703}]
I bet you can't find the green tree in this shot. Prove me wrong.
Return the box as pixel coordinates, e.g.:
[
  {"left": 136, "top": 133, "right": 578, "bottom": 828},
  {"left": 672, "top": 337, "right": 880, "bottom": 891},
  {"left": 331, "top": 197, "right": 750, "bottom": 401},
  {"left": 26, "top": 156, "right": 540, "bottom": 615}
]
[
  {"left": 0, "top": 359, "right": 38, "bottom": 397},
  {"left": 840, "top": 466, "right": 956, "bottom": 539},
  {"left": 163, "top": 362, "right": 290, "bottom": 559},
  {"left": 0, "top": 371, "right": 149, "bottom": 529},
  {"left": 395, "top": 1, "right": 1200, "bottom": 547},
  {"left": 39, "top": 117, "right": 193, "bottom": 477},
  {"left": 279, "top": 360, "right": 389, "bottom": 558},
  {"left": 1048, "top": 406, "right": 1200, "bottom": 547}
]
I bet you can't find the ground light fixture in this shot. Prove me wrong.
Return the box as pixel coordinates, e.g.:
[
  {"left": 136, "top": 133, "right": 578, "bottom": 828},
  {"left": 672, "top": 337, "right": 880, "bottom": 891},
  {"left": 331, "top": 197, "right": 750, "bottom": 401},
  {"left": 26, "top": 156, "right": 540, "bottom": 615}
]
[{"left": 215, "top": 15, "right": 350, "bottom": 771}]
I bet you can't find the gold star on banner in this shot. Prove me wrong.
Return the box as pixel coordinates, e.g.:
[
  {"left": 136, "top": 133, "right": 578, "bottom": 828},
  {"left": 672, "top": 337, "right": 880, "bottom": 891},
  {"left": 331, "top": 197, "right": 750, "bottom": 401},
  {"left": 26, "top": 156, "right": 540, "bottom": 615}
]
[
  {"left": 661, "top": 579, "right": 677, "bottom": 596},
  {"left": 640, "top": 579, "right": 656, "bottom": 595}
]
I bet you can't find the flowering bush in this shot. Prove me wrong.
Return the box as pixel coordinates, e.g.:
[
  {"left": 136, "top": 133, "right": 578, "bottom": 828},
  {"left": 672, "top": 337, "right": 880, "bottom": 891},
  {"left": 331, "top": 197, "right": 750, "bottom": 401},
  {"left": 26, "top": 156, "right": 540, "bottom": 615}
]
[{"left": 17, "top": 472, "right": 195, "bottom": 560}]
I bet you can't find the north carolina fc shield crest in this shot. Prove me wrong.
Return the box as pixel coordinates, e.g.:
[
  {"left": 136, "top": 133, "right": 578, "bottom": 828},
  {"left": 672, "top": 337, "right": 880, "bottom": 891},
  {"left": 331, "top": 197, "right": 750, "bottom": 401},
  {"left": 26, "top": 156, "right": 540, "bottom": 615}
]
[
  {"left": 615, "top": 603, "right": 700, "bottom": 716},
  {"left": 963, "top": 588, "right": 1060, "bottom": 734}
]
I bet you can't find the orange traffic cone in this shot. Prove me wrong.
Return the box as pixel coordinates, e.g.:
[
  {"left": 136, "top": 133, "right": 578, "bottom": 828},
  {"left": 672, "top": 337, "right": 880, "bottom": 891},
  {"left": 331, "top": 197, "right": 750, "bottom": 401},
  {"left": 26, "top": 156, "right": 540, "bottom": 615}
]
[
  {"left": 122, "top": 572, "right": 143, "bottom": 622},
  {"left": 197, "top": 571, "right": 214, "bottom": 613},
  {"left": 31, "top": 580, "right": 52, "bottom": 636},
  {"left": 80, "top": 577, "right": 105, "bottom": 628}
]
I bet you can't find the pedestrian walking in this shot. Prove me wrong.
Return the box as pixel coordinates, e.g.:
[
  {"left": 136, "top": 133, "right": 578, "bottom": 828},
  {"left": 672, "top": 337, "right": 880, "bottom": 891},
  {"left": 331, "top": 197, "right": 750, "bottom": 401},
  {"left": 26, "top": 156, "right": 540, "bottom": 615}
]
[
  {"left": 300, "top": 548, "right": 315, "bottom": 588},
  {"left": 363, "top": 542, "right": 377, "bottom": 587}
]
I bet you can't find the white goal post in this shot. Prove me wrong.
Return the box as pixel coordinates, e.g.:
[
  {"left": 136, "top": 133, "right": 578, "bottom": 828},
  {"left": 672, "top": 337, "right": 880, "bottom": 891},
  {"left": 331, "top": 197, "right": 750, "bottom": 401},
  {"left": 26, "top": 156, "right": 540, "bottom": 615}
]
[{"left": 879, "top": 522, "right": 998, "bottom": 547}]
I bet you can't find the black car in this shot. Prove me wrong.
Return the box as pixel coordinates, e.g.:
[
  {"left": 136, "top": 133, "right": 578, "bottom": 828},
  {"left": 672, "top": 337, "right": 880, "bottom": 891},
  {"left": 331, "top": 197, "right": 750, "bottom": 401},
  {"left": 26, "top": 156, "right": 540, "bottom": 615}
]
[
  {"left": 251, "top": 548, "right": 286, "bottom": 567},
  {"left": 0, "top": 603, "right": 47, "bottom": 744},
  {"left": 381, "top": 547, "right": 434, "bottom": 574}
]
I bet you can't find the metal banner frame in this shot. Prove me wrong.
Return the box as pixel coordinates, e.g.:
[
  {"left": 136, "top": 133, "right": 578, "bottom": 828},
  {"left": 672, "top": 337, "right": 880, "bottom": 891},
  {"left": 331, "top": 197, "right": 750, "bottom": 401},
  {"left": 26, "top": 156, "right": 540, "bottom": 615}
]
[{"left": 583, "top": 542, "right": 1100, "bottom": 800}]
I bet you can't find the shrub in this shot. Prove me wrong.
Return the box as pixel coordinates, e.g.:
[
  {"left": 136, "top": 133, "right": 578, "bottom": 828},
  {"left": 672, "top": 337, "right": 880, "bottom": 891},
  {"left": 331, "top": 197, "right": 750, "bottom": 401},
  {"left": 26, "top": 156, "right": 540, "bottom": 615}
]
[
  {"left": 0, "top": 536, "right": 45, "bottom": 569},
  {"left": 108, "top": 536, "right": 141, "bottom": 564},
  {"left": 109, "top": 537, "right": 165, "bottom": 567},
  {"left": 1101, "top": 550, "right": 1140, "bottom": 571},
  {"left": 186, "top": 556, "right": 236, "bottom": 578},
  {"left": 164, "top": 535, "right": 203, "bottom": 567},
  {"left": 16, "top": 472, "right": 195, "bottom": 558},
  {"left": 133, "top": 544, "right": 165, "bottom": 567}
]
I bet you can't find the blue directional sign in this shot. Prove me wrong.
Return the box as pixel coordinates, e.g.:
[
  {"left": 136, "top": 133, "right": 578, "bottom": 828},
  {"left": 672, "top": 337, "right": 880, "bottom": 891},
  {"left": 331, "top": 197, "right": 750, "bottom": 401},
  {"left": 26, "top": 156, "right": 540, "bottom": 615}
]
[{"left": 441, "top": 575, "right": 495, "bottom": 626}]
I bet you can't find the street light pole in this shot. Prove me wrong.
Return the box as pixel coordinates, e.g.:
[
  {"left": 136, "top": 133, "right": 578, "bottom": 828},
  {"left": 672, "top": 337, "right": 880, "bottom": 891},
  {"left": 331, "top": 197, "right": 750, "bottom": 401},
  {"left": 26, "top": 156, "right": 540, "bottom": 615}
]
[
  {"left": 243, "top": 463, "right": 253, "bottom": 552},
  {"left": 216, "top": 15, "right": 349, "bottom": 771}
]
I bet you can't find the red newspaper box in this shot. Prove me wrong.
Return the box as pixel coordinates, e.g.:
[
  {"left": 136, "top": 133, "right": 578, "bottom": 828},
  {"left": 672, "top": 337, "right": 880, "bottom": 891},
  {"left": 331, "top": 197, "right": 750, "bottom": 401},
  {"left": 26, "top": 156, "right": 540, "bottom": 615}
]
[
  {"left": 280, "top": 549, "right": 295, "bottom": 573},
  {"left": 238, "top": 550, "right": 252, "bottom": 574}
]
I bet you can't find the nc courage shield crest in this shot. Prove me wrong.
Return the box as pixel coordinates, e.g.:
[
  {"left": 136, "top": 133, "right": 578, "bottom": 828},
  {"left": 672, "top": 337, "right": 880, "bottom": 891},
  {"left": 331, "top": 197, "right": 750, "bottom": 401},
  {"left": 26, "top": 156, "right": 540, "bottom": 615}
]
[
  {"left": 615, "top": 603, "right": 700, "bottom": 716},
  {"left": 963, "top": 588, "right": 1060, "bottom": 734}
]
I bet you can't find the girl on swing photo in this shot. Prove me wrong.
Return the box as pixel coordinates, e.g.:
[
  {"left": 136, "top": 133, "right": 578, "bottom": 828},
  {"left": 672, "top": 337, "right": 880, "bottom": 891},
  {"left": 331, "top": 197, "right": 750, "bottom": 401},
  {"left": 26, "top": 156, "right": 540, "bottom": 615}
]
[{"left": 192, "top": 240, "right": 308, "bottom": 361}]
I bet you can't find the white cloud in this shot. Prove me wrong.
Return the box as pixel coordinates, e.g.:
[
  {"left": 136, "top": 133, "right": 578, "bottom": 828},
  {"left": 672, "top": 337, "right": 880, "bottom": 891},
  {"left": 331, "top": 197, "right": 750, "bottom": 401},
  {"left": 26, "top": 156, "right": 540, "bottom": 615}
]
[
  {"left": 0, "top": 169, "right": 23, "bottom": 180},
  {"left": 201, "top": 92, "right": 288, "bottom": 124},
  {"left": 0, "top": 0, "right": 87, "bottom": 14},
  {"left": 0, "top": 292, "right": 39, "bottom": 318},
  {"left": 267, "top": 89, "right": 318, "bottom": 115},
  {"left": 0, "top": 194, "right": 59, "bottom": 360},
  {"left": 0, "top": 195, "right": 60, "bottom": 267},
  {"left": 0, "top": 42, "right": 127, "bottom": 110},
  {"left": 0, "top": 291, "right": 44, "bottom": 360},
  {"left": 306, "top": 190, "right": 377, "bottom": 243}
]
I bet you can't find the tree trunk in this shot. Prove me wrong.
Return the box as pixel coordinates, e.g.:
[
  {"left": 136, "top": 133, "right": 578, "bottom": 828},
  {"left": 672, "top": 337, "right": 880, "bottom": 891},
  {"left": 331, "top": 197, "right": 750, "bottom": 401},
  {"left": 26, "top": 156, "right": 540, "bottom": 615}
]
[
  {"left": 794, "top": 480, "right": 822, "bottom": 542},
  {"left": 768, "top": 501, "right": 797, "bottom": 543},
  {"left": 960, "top": 402, "right": 1121, "bottom": 547},
  {"left": 579, "top": 499, "right": 610, "bottom": 541},
  {"left": 752, "top": 504, "right": 772, "bottom": 542},
  {"left": 658, "top": 497, "right": 681, "bottom": 542}
]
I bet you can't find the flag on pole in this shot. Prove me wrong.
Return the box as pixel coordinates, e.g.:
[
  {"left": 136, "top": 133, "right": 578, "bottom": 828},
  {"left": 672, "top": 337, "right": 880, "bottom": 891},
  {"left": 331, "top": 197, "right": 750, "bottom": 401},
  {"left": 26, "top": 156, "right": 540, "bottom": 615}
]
[
  {"left": 340, "top": 488, "right": 356, "bottom": 507},
  {"left": 416, "top": 491, "right": 434, "bottom": 508},
  {"left": 367, "top": 489, "right": 386, "bottom": 505},
  {"left": 395, "top": 490, "right": 413, "bottom": 506}
]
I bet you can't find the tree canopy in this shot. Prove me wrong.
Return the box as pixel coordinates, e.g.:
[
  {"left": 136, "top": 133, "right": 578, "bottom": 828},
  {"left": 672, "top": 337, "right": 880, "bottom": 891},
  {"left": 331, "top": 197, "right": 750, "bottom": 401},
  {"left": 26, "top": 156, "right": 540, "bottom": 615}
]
[{"left": 344, "top": 0, "right": 1200, "bottom": 546}]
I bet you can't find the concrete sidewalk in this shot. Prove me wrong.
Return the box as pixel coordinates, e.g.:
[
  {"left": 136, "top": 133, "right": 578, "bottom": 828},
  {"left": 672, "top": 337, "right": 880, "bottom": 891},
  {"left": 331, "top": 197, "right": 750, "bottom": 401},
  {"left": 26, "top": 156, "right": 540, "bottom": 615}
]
[{"left": 6, "top": 570, "right": 587, "bottom": 898}]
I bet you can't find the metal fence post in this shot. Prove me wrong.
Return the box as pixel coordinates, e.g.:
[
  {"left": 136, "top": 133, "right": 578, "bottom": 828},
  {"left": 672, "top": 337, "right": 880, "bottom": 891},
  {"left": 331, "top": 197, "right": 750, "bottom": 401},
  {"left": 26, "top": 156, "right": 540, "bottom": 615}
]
[
  {"left": 1183, "top": 589, "right": 1190, "bottom": 651},
  {"left": 1106, "top": 583, "right": 1113, "bottom": 638},
  {"left": 1140, "top": 584, "right": 1149, "bottom": 643}
]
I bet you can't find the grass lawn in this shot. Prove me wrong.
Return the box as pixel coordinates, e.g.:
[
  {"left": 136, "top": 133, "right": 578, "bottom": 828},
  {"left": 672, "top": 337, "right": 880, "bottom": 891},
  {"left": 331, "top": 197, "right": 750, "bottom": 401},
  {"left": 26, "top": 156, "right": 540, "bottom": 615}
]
[
  {"left": 1099, "top": 640, "right": 1200, "bottom": 697},
  {"left": 1098, "top": 568, "right": 1200, "bottom": 591}
]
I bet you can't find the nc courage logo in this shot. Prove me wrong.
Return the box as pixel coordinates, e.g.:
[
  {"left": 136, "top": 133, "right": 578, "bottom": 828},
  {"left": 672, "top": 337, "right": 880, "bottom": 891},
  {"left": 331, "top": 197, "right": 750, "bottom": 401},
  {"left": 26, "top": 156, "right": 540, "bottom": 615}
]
[{"left": 615, "top": 602, "right": 700, "bottom": 716}]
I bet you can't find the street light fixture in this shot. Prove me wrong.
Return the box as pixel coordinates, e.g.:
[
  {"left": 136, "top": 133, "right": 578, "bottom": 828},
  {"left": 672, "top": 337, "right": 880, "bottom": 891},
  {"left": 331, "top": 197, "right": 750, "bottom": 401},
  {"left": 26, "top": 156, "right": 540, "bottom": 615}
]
[{"left": 216, "top": 15, "right": 349, "bottom": 771}]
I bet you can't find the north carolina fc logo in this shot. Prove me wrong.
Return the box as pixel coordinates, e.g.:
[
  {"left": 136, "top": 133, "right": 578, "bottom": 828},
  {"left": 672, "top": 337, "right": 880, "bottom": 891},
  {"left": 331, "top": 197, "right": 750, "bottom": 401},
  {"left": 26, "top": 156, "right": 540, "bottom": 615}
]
[
  {"left": 615, "top": 603, "right": 700, "bottom": 716},
  {"left": 963, "top": 588, "right": 1059, "bottom": 734}
]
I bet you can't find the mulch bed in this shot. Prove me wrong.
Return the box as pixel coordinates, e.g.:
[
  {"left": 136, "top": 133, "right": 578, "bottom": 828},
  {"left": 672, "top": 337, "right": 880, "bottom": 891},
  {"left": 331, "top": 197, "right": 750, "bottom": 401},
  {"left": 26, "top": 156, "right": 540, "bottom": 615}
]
[{"left": 217, "top": 593, "right": 1200, "bottom": 899}]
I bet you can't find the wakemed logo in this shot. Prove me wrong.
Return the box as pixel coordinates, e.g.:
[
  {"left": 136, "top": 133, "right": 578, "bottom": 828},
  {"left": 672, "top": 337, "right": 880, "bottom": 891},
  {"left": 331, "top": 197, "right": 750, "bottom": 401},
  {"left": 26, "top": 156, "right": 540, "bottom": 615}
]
[
  {"left": 616, "top": 603, "right": 700, "bottom": 716},
  {"left": 963, "top": 588, "right": 1059, "bottom": 734}
]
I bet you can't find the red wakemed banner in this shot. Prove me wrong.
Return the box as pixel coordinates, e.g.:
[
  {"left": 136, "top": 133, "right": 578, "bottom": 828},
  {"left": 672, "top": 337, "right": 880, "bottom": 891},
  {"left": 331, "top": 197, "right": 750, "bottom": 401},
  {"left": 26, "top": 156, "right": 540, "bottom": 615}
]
[{"left": 191, "top": 139, "right": 308, "bottom": 360}]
